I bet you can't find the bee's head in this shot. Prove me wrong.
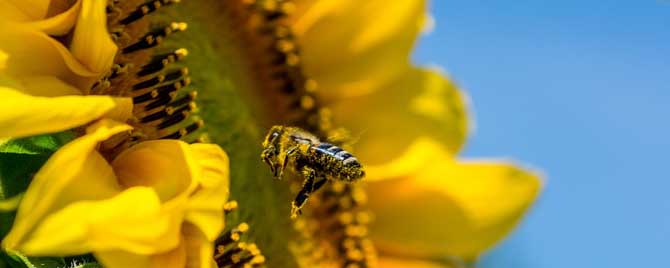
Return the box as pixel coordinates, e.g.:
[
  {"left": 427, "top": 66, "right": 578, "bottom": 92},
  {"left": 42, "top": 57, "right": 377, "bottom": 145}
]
[
  {"left": 262, "top": 125, "right": 283, "bottom": 147},
  {"left": 261, "top": 126, "right": 283, "bottom": 177}
]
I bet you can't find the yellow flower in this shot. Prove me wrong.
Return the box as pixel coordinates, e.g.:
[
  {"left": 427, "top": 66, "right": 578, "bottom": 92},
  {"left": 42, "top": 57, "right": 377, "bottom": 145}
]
[
  {"left": 292, "top": 0, "right": 543, "bottom": 264},
  {"left": 0, "top": 0, "right": 117, "bottom": 89},
  {"left": 364, "top": 139, "right": 542, "bottom": 262},
  {"left": 292, "top": 0, "right": 428, "bottom": 99},
  {"left": 0, "top": 3, "right": 230, "bottom": 266},
  {"left": 0, "top": 0, "right": 545, "bottom": 267},
  {"left": 0, "top": 0, "right": 126, "bottom": 140},
  {"left": 3, "top": 119, "right": 230, "bottom": 268}
]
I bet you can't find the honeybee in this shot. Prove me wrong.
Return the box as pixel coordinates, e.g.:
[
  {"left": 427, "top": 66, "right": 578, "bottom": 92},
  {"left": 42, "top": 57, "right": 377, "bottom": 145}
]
[{"left": 261, "top": 125, "right": 365, "bottom": 218}]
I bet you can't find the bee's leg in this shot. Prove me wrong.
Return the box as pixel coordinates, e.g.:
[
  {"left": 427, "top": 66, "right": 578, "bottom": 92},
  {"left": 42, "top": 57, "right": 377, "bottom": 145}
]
[
  {"left": 279, "top": 146, "right": 299, "bottom": 179},
  {"left": 312, "top": 177, "right": 329, "bottom": 193},
  {"left": 290, "top": 166, "right": 316, "bottom": 219}
]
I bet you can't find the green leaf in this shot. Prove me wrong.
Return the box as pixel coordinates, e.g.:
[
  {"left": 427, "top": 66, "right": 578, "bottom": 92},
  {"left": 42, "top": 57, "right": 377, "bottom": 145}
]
[
  {"left": 5, "top": 252, "right": 66, "bottom": 268},
  {"left": 75, "top": 264, "right": 102, "bottom": 268},
  {"left": 0, "top": 153, "right": 50, "bottom": 200},
  {"left": 64, "top": 255, "right": 101, "bottom": 268},
  {"left": 0, "top": 132, "right": 75, "bottom": 155},
  {"left": 0, "top": 132, "right": 74, "bottom": 242}
]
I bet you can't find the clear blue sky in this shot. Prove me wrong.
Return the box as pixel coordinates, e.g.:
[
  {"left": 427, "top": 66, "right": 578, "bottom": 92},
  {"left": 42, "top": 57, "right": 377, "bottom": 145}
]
[{"left": 413, "top": 1, "right": 670, "bottom": 267}]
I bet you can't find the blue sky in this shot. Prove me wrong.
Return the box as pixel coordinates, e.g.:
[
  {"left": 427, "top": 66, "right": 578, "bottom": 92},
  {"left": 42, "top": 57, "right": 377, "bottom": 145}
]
[{"left": 413, "top": 1, "right": 670, "bottom": 267}]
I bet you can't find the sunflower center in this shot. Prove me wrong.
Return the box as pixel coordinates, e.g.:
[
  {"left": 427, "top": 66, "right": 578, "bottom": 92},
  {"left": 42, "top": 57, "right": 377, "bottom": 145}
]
[{"left": 92, "top": 1, "right": 376, "bottom": 267}]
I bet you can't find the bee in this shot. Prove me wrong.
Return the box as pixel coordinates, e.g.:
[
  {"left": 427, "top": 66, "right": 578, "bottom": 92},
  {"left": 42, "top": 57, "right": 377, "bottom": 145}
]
[{"left": 261, "top": 125, "right": 365, "bottom": 218}]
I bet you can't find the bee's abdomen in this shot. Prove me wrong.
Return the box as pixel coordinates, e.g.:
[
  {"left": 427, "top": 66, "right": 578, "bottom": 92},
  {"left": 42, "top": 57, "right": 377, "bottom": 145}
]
[{"left": 311, "top": 143, "right": 364, "bottom": 181}]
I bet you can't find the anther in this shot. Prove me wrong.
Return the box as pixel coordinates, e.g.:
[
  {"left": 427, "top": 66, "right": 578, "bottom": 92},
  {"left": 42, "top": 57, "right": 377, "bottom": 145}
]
[
  {"left": 146, "top": 22, "right": 188, "bottom": 41},
  {"left": 300, "top": 95, "right": 315, "bottom": 110},
  {"left": 144, "top": 92, "right": 178, "bottom": 110},
  {"left": 132, "top": 75, "right": 165, "bottom": 90},
  {"left": 216, "top": 223, "right": 250, "bottom": 246},
  {"left": 157, "top": 109, "right": 189, "bottom": 129},
  {"left": 275, "top": 39, "right": 296, "bottom": 53},
  {"left": 132, "top": 89, "right": 160, "bottom": 104},
  {"left": 109, "top": 63, "right": 131, "bottom": 79},
  {"left": 167, "top": 91, "right": 197, "bottom": 108},
  {"left": 120, "top": 0, "right": 181, "bottom": 25},
  {"left": 161, "top": 120, "right": 205, "bottom": 139},
  {"left": 216, "top": 244, "right": 245, "bottom": 266},
  {"left": 140, "top": 109, "right": 169, "bottom": 123},
  {"left": 224, "top": 200, "right": 239, "bottom": 214},
  {"left": 122, "top": 34, "right": 162, "bottom": 54},
  {"left": 164, "top": 68, "right": 189, "bottom": 82},
  {"left": 138, "top": 48, "right": 188, "bottom": 77},
  {"left": 154, "top": 77, "right": 190, "bottom": 96}
]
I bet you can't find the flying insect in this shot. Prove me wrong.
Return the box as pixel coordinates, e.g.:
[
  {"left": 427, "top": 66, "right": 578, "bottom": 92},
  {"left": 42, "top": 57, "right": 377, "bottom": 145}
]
[{"left": 261, "top": 125, "right": 365, "bottom": 218}]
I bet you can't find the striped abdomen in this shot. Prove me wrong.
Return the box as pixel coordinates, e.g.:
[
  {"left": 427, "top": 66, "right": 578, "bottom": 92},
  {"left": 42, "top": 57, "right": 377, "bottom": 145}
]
[{"left": 308, "top": 142, "right": 364, "bottom": 182}]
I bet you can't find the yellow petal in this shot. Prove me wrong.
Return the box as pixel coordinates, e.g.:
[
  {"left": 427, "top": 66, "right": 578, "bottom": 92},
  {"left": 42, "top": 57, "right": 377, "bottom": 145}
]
[
  {"left": 25, "top": 0, "right": 82, "bottom": 35},
  {"left": 0, "top": 86, "right": 132, "bottom": 139},
  {"left": 17, "top": 76, "right": 86, "bottom": 96},
  {"left": 95, "top": 250, "right": 154, "bottom": 268},
  {"left": 0, "top": 1, "right": 51, "bottom": 22},
  {"left": 95, "top": 224, "right": 213, "bottom": 268},
  {"left": 368, "top": 145, "right": 543, "bottom": 260},
  {"left": 183, "top": 223, "right": 214, "bottom": 268},
  {"left": 19, "top": 187, "right": 169, "bottom": 255},
  {"left": 331, "top": 68, "right": 469, "bottom": 165},
  {"left": 0, "top": 25, "right": 99, "bottom": 89},
  {"left": 378, "top": 256, "right": 456, "bottom": 268},
  {"left": 69, "top": 0, "right": 117, "bottom": 75},
  {"left": 185, "top": 143, "right": 230, "bottom": 241},
  {"left": 293, "top": 0, "right": 426, "bottom": 99},
  {"left": 112, "top": 140, "right": 198, "bottom": 203},
  {"left": 0, "top": 49, "right": 7, "bottom": 70},
  {"left": 364, "top": 138, "right": 442, "bottom": 181},
  {"left": 97, "top": 246, "right": 192, "bottom": 268},
  {"left": 3, "top": 119, "right": 131, "bottom": 251}
]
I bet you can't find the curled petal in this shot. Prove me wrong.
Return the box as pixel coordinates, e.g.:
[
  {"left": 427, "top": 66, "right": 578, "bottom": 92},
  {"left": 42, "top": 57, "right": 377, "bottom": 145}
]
[
  {"left": 0, "top": 86, "right": 132, "bottom": 139},
  {"left": 20, "top": 187, "right": 168, "bottom": 255},
  {"left": 69, "top": 0, "right": 117, "bottom": 75},
  {"left": 367, "top": 141, "right": 543, "bottom": 260},
  {"left": 25, "top": 0, "right": 82, "bottom": 35},
  {"left": 185, "top": 144, "right": 230, "bottom": 241},
  {"left": 332, "top": 68, "right": 469, "bottom": 165},
  {"left": 112, "top": 140, "right": 198, "bottom": 203},
  {"left": 0, "top": 26, "right": 99, "bottom": 88},
  {"left": 95, "top": 249, "right": 179, "bottom": 268},
  {"left": 293, "top": 0, "right": 427, "bottom": 99},
  {"left": 3, "top": 119, "right": 131, "bottom": 251},
  {"left": 183, "top": 223, "right": 214, "bottom": 268},
  {"left": 0, "top": 1, "right": 51, "bottom": 22}
]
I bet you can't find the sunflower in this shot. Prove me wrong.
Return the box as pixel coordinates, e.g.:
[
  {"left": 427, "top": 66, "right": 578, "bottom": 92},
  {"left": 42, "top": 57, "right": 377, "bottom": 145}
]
[{"left": 0, "top": 0, "right": 542, "bottom": 268}]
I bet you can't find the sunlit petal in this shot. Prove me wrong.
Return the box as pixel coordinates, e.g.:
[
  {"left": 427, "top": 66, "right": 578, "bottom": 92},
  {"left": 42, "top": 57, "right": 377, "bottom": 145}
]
[
  {"left": 0, "top": 0, "right": 51, "bottom": 22},
  {"left": 69, "top": 0, "right": 117, "bottom": 75},
  {"left": 25, "top": 0, "right": 82, "bottom": 35},
  {"left": 332, "top": 68, "right": 469, "bottom": 165},
  {"left": 19, "top": 187, "right": 168, "bottom": 255},
  {"left": 183, "top": 223, "right": 214, "bottom": 268},
  {"left": 368, "top": 146, "right": 543, "bottom": 260},
  {"left": 0, "top": 86, "right": 132, "bottom": 139},
  {"left": 112, "top": 140, "right": 198, "bottom": 203},
  {"left": 0, "top": 25, "right": 99, "bottom": 88},
  {"left": 293, "top": 0, "right": 427, "bottom": 99},
  {"left": 3, "top": 119, "right": 131, "bottom": 251},
  {"left": 185, "top": 143, "right": 230, "bottom": 241}
]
